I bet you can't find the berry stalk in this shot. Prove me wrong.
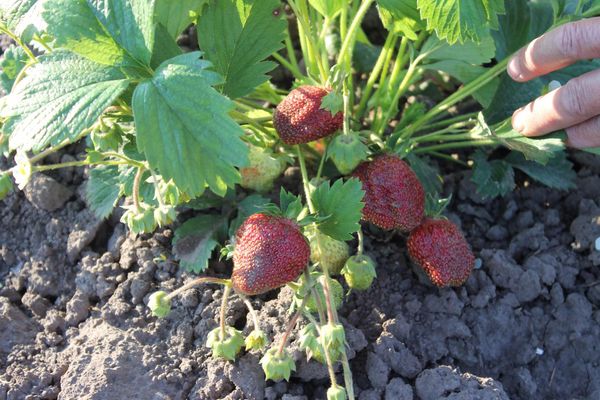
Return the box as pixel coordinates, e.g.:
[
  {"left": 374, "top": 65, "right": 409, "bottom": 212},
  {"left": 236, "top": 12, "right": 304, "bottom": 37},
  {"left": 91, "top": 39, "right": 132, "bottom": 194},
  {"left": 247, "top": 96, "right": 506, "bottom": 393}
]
[{"left": 219, "top": 285, "right": 232, "bottom": 340}]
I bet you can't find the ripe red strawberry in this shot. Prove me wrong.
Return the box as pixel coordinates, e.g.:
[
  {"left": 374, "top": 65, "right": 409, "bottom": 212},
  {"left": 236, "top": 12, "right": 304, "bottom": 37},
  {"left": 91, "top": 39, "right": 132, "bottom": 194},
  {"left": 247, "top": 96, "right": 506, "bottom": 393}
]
[
  {"left": 407, "top": 218, "right": 475, "bottom": 287},
  {"left": 232, "top": 213, "right": 310, "bottom": 295},
  {"left": 352, "top": 154, "right": 425, "bottom": 232},
  {"left": 273, "top": 86, "right": 343, "bottom": 145}
]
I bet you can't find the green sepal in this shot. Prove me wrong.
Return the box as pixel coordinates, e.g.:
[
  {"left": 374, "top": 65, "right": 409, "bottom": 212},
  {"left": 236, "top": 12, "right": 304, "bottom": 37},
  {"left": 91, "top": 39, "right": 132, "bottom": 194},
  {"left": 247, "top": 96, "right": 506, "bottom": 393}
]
[
  {"left": 121, "top": 204, "right": 157, "bottom": 234},
  {"left": 341, "top": 254, "right": 377, "bottom": 291},
  {"left": 327, "top": 132, "right": 369, "bottom": 175},
  {"left": 148, "top": 291, "right": 172, "bottom": 317},
  {"left": 294, "top": 273, "right": 343, "bottom": 313},
  {"left": 154, "top": 204, "right": 177, "bottom": 227},
  {"left": 0, "top": 171, "right": 13, "bottom": 200},
  {"left": 206, "top": 326, "right": 244, "bottom": 361},
  {"left": 327, "top": 386, "right": 347, "bottom": 400},
  {"left": 245, "top": 329, "right": 268, "bottom": 351},
  {"left": 260, "top": 347, "right": 296, "bottom": 381},
  {"left": 319, "top": 323, "right": 346, "bottom": 362},
  {"left": 91, "top": 124, "right": 123, "bottom": 152}
]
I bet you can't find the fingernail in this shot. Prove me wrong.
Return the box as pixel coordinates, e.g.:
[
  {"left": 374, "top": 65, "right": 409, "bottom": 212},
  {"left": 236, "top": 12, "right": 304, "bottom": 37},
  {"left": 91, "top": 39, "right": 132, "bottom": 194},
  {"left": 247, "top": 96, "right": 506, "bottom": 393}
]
[
  {"left": 507, "top": 57, "right": 522, "bottom": 80},
  {"left": 512, "top": 108, "right": 526, "bottom": 133}
]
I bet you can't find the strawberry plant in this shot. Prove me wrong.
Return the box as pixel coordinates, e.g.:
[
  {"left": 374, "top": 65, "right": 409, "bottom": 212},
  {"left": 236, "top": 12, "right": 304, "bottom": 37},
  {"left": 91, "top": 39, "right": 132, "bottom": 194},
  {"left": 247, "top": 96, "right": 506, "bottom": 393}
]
[{"left": 1, "top": 0, "right": 599, "bottom": 398}]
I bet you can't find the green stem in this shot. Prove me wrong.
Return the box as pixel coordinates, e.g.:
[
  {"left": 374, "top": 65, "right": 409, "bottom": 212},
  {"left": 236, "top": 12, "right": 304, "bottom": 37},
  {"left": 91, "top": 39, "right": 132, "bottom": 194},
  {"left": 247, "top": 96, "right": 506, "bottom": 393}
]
[
  {"left": 357, "top": 227, "right": 364, "bottom": 255},
  {"left": 165, "top": 277, "right": 231, "bottom": 301},
  {"left": 32, "top": 159, "right": 128, "bottom": 172},
  {"left": 404, "top": 58, "right": 509, "bottom": 138},
  {"left": 132, "top": 166, "right": 145, "bottom": 212},
  {"left": 0, "top": 26, "right": 36, "bottom": 62},
  {"left": 289, "top": 0, "right": 328, "bottom": 82},
  {"left": 230, "top": 109, "right": 273, "bottom": 137},
  {"left": 414, "top": 139, "right": 497, "bottom": 154},
  {"left": 316, "top": 140, "right": 329, "bottom": 181},
  {"left": 336, "top": 0, "right": 376, "bottom": 66},
  {"left": 220, "top": 285, "right": 232, "bottom": 340},
  {"left": 428, "top": 151, "right": 469, "bottom": 166},
  {"left": 241, "top": 295, "right": 261, "bottom": 332},
  {"left": 285, "top": 29, "right": 301, "bottom": 74},
  {"left": 356, "top": 33, "right": 398, "bottom": 119},
  {"left": 419, "top": 111, "right": 479, "bottom": 132},
  {"left": 278, "top": 298, "right": 305, "bottom": 354},
  {"left": 387, "top": 38, "right": 409, "bottom": 89},
  {"left": 273, "top": 52, "right": 304, "bottom": 80},
  {"left": 296, "top": 146, "right": 316, "bottom": 212},
  {"left": 149, "top": 168, "right": 165, "bottom": 207}
]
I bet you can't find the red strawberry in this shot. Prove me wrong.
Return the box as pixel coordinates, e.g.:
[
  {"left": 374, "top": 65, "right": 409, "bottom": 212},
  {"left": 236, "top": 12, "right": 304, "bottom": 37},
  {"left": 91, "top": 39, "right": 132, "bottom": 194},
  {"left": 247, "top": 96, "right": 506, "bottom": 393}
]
[
  {"left": 407, "top": 218, "right": 475, "bottom": 287},
  {"left": 273, "top": 86, "right": 343, "bottom": 145},
  {"left": 232, "top": 213, "right": 311, "bottom": 295},
  {"left": 352, "top": 154, "right": 425, "bottom": 232}
]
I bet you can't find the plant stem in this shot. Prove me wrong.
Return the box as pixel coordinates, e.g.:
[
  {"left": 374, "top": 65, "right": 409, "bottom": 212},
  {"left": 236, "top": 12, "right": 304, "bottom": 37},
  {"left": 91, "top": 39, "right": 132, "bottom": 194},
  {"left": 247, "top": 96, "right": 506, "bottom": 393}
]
[
  {"left": 357, "top": 227, "right": 364, "bottom": 255},
  {"left": 32, "top": 159, "right": 128, "bottom": 172},
  {"left": 241, "top": 295, "right": 261, "bottom": 331},
  {"left": 132, "top": 166, "right": 145, "bottom": 212},
  {"left": 414, "top": 139, "right": 497, "bottom": 154},
  {"left": 285, "top": 28, "right": 302, "bottom": 75},
  {"left": 356, "top": 33, "right": 398, "bottom": 119},
  {"left": 419, "top": 111, "right": 479, "bottom": 132},
  {"left": 289, "top": 0, "right": 328, "bottom": 82},
  {"left": 273, "top": 52, "right": 304, "bottom": 80},
  {"left": 428, "top": 151, "right": 469, "bottom": 166},
  {"left": 165, "top": 277, "right": 231, "bottom": 301},
  {"left": 296, "top": 146, "right": 316, "bottom": 212},
  {"left": 230, "top": 110, "right": 273, "bottom": 137},
  {"left": 316, "top": 140, "right": 329, "bottom": 181},
  {"left": 336, "top": 0, "right": 375, "bottom": 66},
  {"left": 277, "top": 299, "right": 305, "bottom": 355},
  {"left": 220, "top": 285, "right": 232, "bottom": 340},
  {"left": 0, "top": 26, "right": 37, "bottom": 62}
]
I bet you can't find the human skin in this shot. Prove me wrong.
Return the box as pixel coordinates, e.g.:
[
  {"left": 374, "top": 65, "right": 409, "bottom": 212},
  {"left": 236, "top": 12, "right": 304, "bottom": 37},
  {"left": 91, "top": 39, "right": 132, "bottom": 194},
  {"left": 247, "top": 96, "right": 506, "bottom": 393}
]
[{"left": 508, "top": 17, "right": 600, "bottom": 148}]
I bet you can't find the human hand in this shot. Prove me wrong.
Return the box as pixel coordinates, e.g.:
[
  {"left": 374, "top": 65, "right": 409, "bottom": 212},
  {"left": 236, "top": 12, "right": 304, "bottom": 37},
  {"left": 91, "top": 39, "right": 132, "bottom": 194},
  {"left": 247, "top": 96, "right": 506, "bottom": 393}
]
[{"left": 508, "top": 17, "right": 600, "bottom": 148}]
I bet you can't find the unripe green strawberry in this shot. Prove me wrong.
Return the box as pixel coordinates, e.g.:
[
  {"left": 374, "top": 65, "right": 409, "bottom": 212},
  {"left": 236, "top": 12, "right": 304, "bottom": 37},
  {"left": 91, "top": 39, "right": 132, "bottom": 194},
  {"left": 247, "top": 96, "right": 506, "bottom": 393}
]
[
  {"left": 327, "top": 386, "right": 347, "bottom": 400},
  {"left": 154, "top": 204, "right": 176, "bottom": 227},
  {"left": 260, "top": 348, "right": 296, "bottom": 381},
  {"left": 206, "top": 326, "right": 244, "bottom": 361},
  {"left": 273, "top": 86, "right": 343, "bottom": 145},
  {"left": 407, "top": 218, "right": 475, "bottom": 287},
  {"left": 352, "top": 154, "right": 425, "bottom": 231},
  {"left": 121, "top": 204, "right": 157, "bottom": 234},
  {"left": 295, "top": 273, "right": 343, "bottom": 313},
  {"left": 91, "top": 124, "right": 122, "bottom": 152},
  {"left": 232, "top": 213, "right": 311, "bottom": 295},
  {"left": 148, "top": 290, "right": 171, "bottom": 317},
  {"left": 245, "top": 329, "right": 268, "bottom": 351},
  {"left": 310, "top": 231, "right": 350, "bottom": 275},
  {"left": 341, "top": 254, "right": 377, "bottom": 290},
  {"left": 240, "top": 145, "right": 286, "bottom": 193},
  {"left": 0, "top": 171, "right": 13, "bottom": 200},
  {"left": 328, "top": 132, "right": 369, "bottom": 174}
]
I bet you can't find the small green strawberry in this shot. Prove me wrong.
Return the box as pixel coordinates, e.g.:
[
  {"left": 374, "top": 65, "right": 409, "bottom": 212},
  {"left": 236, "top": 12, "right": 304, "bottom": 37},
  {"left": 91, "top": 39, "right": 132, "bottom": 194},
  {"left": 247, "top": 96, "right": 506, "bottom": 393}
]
[
  {"left": 295, "top": 274, "right": 344, "bottom": 313},
  {"left": 327, "top": 386, "right": 347, "bottom": 400},
  {"left": 91, "top": 124, "right": 123, "bottom": 152},
  {"left": 148, "top": 290, "right": 171, "bottom": 317},
  {"left": 260, "top": 348, "right": 296, "bottom": 381},
  {"left": 245, "top": 329, "right": 268, "bottom": 351},
  {"left": 341, "top": 254, "right": 377, "bottom": 291},
  {"left": 154, "top": 204, "right": 177, "bottom": 227},
  {"left": 327, "top": 132, "right": 369, "bottom": 174},
  {"left": 240, "top": 145, "right": 286, "bottom": 193},
  {"left": 309, "top": 231, "right": 350, "bottom": 275},
  {"left": 121, "top": 204, "right": 157, "bottom": 234},
  {"left": 206, "top": 326, "right": 244, "bottom": 361},
  {"left": 320, "top": 323, "right": 345, "bottom": 355}
]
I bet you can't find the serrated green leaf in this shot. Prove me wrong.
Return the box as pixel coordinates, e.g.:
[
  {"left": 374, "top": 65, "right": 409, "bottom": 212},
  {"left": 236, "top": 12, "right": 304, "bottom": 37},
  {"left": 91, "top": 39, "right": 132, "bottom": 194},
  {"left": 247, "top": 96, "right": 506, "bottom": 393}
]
[
  {"left": 43, "top": 0, "right": 155, "bottom": 68},
  {"left": 311, "top": 178, "right": 364, "bottom": 241},
  {"left": 0, "top": 45, "right": 27, "bottom": 93},
  {"left": 86, "top": 165, "right": 121, "bottom": 219},
  {"left": 173, "top": 214, "right": 226, "bottom": 273},
  {"left": 406, "top": 153, "right": 442, "bottom": 196},
  {"left": 150, "top": 23, "right": 183, "bottom": 69},
  {"left": 417, "top": 0, "right": 505, "bottom": 44},
  {"left": 421, "top": 35, "right": 496, "bottom": 64},
  {"left": 132, "top": 52, "right": 248, "bottom": 197},
  {"left": 280, "top": 188, "right": 303, "bottom": 220},
  {"left": 471, "top": 151, "right": 515, "bottom": 199},
  {"left": 377, "top": 0, "right": 423, "bottom": 39},
  {"left": 229, "top": 193, "right": 271, "bottom": 236},
  {"left": 320, "top": 91, "right": 344, "bottom": 115},
  {"left": 505, "top": 151, "right": 576, "bottom": 190},
  {"left": 309, "top": 0, "right": 345, "bottom": 18},
  {"left": 196, "top": 0, "right": 286, "bottom": 98},
  {"left": 155, "top": 0, "right": 207, "bottom": 39},
  {"left": 2, "top": 51, "right": 130, "bottom": 152}
]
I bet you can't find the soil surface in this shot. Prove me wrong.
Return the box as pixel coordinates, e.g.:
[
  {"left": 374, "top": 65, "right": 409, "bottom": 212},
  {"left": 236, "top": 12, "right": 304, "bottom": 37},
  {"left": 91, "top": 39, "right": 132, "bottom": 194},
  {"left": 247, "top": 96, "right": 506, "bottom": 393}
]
[{"left": 1, "top": 147, "right": 600, "bottom": 400}]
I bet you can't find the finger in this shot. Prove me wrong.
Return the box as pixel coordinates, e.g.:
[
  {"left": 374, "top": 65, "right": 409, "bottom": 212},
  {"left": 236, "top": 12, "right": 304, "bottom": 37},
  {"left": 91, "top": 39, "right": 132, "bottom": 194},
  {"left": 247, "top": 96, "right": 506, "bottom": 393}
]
[
  {"left": 507, "top": 17, "right": 600, "bottom": 82},
  {"left": 512, "top": 69, "right": 600, "bottom": 137},
  {"left": 566, "top": 115, "right": 600, "bottom": 148}
]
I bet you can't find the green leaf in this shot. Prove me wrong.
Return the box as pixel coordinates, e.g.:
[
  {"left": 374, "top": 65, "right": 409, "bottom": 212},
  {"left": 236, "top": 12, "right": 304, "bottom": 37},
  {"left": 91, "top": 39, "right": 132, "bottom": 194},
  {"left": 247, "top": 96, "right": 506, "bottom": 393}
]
[
  {"left": 2, "top": 51, "right": 130, "bottom": 152},
  {"left": 311, "top": 178, "right": 365, "bottom": 241},
  {"left": 308, "top": 0, "right": 345, "bottom": 18},
  {"left": 86, "top": 165, "right": 121, "bottom": 219},
  {"left": 417, "top": 0, "right": 505, "bottom": 44},
  {"left": 0, "top": 45, "right": 27, "bottom": 93},
  {"left": 279, "top": 188, "right": 303, "bottom": 220},
  {"left": 406, "top": 153, "right": 442, "bottom": 196},
  {"left": 505, "top": 151, "right": 576, "bottom": 190},
  {"left": 377, "top": 0, "right": 423, "bottom": 39},
  {"left": 173, "top": 214, "right": 226, "bottom": 273},
  {"left": 155, "top": 0, "right": 208, "bottom": 39},
  {"left": 150, "top": 23, "right": 183, "bottom": 69},
  {"left": 132, "top": 52, "right": 248, "bottom": 197},
  {"left": 229, "top": 193, "right": 270, "bottom": 236},
  {"left": 585, "top": 147, "right": 600, "bottom": 155},
  {"left": 421, "top": 35, "right": 496, "bottom": 64},
  {"left": 471, "top": 151, "right": 515, "bottom": 199},
  {"left": 196, "top": 0, "right": 286, "bottom": 98},
  {"left": 321, "top": 90, "right": 344, "bottom": 115},
  {"left": 0, "top": 0, "right": 45, "bottom": 39},
  {"left": 43, "top": 0, "right": 155, "bottom": 68}
]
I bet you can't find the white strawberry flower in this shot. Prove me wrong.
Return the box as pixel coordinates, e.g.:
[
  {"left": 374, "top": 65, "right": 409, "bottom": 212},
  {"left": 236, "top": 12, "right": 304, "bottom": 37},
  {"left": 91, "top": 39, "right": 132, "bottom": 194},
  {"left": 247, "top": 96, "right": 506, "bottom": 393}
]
[{"left": 12, "top": 150, "right": 32, "bottom": 190}]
